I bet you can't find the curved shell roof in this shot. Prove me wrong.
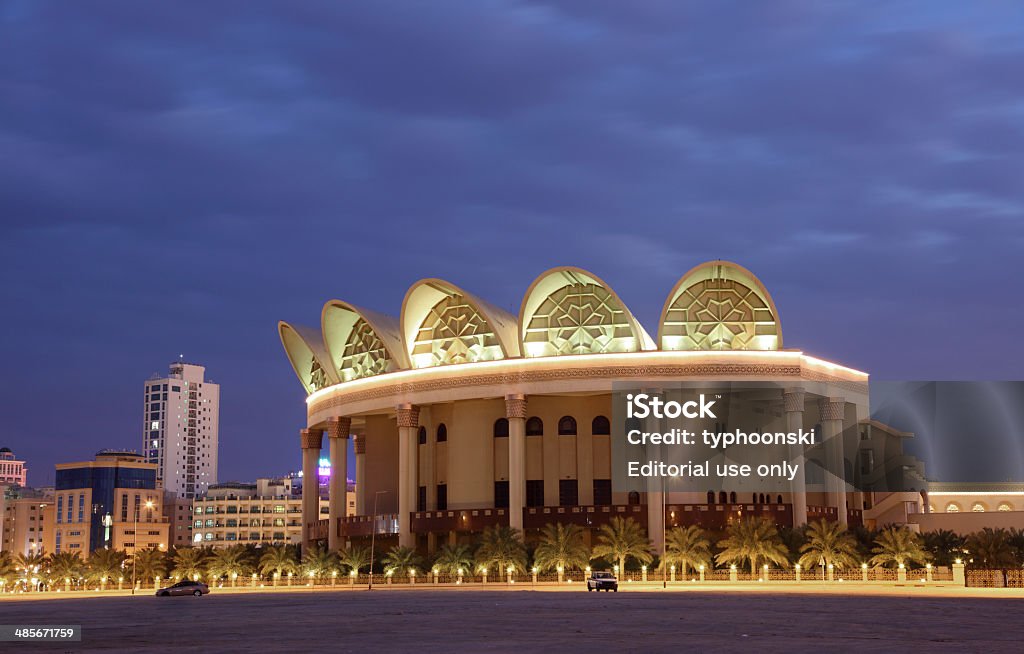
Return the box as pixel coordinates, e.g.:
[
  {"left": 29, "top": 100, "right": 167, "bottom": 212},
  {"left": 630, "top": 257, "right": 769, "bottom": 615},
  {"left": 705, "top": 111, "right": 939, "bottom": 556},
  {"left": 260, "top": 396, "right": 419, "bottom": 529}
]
[
  {"left": 401, "top": 278, "right": 520, "bottom": 368},
  {"left": 279, "top": 261, "right": 785, "bottom": 395},
  {"left": 659, "top": 260, "right": 782, "bottom": 351},
  {"left": 519, "top": 266, "right": 655, "bottom": 357},
  {"left": 278, "top": 321, "right": 339, "bottom": 394},
  {"left": 322, "top": 300, "right": 409, "bottom": 381}
]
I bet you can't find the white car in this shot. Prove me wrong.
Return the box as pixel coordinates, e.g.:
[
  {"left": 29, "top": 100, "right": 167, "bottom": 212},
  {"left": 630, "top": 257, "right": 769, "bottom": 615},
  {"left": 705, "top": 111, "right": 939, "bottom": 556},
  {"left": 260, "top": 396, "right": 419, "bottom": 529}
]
[{"left": 587, "top": 571, "right": 618, "bottom": 592}]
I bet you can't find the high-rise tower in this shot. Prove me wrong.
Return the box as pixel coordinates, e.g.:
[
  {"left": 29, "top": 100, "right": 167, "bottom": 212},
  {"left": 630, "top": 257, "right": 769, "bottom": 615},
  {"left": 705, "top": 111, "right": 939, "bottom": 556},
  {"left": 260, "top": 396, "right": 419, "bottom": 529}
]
[{"left": 142, "top": 362, "right": 219, "bottom": 498}]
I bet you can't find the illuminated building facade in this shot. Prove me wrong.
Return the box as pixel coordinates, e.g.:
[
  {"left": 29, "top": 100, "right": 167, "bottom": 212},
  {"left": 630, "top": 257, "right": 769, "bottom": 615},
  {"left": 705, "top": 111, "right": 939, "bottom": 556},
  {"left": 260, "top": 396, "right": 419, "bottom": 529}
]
[{"left": 280, "top": 262, "right": 890, "bottom": 553}]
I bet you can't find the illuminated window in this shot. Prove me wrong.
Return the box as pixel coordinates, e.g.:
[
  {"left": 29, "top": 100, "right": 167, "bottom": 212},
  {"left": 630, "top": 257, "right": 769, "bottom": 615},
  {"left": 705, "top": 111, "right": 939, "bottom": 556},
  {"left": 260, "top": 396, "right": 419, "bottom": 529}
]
[
  {"left": 999, "top": 502, "right": 1013, "bottom": 512},
  {"left": 523, "top": 281, "right": 638, "bottom": 356},
  {"left": 972, "top": 502, "right": 986, "bottom": 512},
  {"left": 412, "top": 294, "right": 502, "bottom": 367},
  {"left": 945, "top": 503, "right": 960, "bottom": 513}
]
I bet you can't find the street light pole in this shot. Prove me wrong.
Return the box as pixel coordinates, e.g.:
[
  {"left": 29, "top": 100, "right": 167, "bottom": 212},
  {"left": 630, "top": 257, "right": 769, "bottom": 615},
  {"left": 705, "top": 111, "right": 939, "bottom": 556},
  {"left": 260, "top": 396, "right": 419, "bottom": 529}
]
[
  {"left": 131, "top": 498, "right": 155, "bottom": 595},
  {"left": 368, "top": 490, "right": 388, "bottom": 591}
]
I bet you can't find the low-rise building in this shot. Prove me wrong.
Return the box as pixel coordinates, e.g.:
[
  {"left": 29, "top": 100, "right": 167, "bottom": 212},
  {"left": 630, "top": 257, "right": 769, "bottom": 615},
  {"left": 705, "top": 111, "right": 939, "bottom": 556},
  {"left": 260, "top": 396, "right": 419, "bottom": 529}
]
[
  {"left": 192, "top": 477, "right": 354, "bottom": 548},
  {"left": 0, "top": 447, "right": 28, "bottom": 486},
  {"left": 47, "top": 450, "right": 169, "bottom": 555},
  {"left": 1, "top": 486, "right": 52, "bottom": 555}
]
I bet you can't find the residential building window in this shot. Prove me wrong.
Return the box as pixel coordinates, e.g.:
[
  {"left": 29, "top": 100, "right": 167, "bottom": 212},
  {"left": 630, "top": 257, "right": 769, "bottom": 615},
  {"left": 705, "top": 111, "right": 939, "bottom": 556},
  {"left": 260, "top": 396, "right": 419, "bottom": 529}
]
[
  {"left": 78, "top": 495, "right": 84, "bottom": 522},
  {"left": 57, "top": 497, "right": 63, "bottom": 524}
]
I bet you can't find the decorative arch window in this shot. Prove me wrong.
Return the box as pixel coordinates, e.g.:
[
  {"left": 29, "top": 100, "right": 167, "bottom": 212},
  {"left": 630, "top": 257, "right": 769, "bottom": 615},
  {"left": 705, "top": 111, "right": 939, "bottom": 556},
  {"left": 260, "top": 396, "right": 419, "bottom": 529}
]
[
  {"left": 777, "top": 495, "right": 783, "bottom": 505},
  {"left": 707, "top": 491, "right": 715, "bottom": 505},
  {"left": 418, "top": 426, "right": 426, "bottom": 445},
  {"left": 972, "top": 502, "right": 986, "bottom": 512},
  {"left": 628, "top": 491, "right": 640, "bottom": 505},
  {"left": 592, "top": 416, "right": 611, "bottom": 436},
  {"left": 558, "top": 416, "right": 577, "bottom": 436},
  {"left": 493, "top": 418, "right": 509, "bottom": 438},
  {"left": 436, "top": 423, "right": 448, "bottom": 443},
  {"left": 730, "top": 492, "right": 737, "bottom": 504},
  {"left": 998, "top": 502, "right": 1013, "bottom": 512},
  {"left": 718, "top": 491, "right": 727, "bottom": 504},
  {"left": 945, "top": 503, "right": 960, "bottom": 513},
  {"left": 525, "top": 417, "right": 543, "bottom": 436}
]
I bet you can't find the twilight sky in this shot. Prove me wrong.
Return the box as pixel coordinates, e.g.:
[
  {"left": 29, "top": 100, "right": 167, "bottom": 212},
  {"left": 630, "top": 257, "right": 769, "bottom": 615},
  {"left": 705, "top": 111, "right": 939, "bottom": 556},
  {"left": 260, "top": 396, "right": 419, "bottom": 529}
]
[{"left": 2, "top": 2, "right": 1023, "bottom": 487}]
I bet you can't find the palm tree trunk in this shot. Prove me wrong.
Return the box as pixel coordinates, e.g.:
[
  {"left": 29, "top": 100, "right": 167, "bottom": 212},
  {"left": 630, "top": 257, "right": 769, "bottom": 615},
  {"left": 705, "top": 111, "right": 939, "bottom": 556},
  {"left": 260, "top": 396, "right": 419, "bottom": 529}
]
[{"left": 619, "top": 557, "right": 625, "bottom": 577}]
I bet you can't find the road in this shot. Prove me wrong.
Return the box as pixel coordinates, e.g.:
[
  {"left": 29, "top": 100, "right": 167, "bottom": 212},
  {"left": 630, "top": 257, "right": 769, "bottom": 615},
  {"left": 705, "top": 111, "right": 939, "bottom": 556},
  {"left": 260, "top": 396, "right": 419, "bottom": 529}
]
[{"left": 3, "top": 587, "right": 1022, "bottom": 652}]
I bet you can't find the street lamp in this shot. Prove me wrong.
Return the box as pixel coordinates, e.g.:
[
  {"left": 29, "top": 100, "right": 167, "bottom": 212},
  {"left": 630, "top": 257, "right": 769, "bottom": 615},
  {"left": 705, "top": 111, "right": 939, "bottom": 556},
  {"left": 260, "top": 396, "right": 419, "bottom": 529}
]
[
  {"left": 131, "top": 499, "right": 156, "bottom": 595},
  {"left": 368, "top": 490, "right": 389, "bottom": 591}
]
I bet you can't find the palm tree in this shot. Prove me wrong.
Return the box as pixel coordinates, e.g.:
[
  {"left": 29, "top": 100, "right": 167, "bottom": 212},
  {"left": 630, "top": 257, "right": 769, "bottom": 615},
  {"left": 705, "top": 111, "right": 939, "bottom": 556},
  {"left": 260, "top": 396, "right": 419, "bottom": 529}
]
[
  {"left": 716, "top": 517, "right": 790, "bottom": 575},
  {"left": 662, "top": 525, "right": 712, "bottom": 576},
  {"left": 172, "top": 547, "right": 209, "bottom": 581},
  {"left": 15, "top": 550, "right": 48, "bottom": 589},
  {"left": 131, "top": 549, "right": 168, "bottom": 586},
  {"left": 798, "top": 520, "right": 860, "bottom": 570},
  {"left": 48, "top": 551, "right": 84, "bottom": 588},
  {"left": 967, "top": 528, "right": 1016, "bottom": 569},
  {"left": 869, "top": 526, "right": 930, "bottom": 568},
  {"left": 921, "top": 529, "right": 967, "bottom": 567},
  {"left": 258, "top": 544, "right": 298, "bottom": 579},
  {"left": 207, "top": 545, "right": 252, "bottom": 583},
  {"left": 302, "top": 545, "right": 338, "bottom": 581},
  {"left": 475, "top": 525, "right": 528, "bottom": 574},
  {"left": 0, "top": 552, "right": 17, "bottom": 588},
  {"left": 592, "top": 517, "right": 652, "bottom": 575},
  {"left": 533, "top": 523, "right": 591, "bottom": 574},
  {"left": 87, "top": 548, "right": 127, "bottom": 588},
  {"left": 337, "top": 546, "right": 372, "bottom": 577},
  {"left": 382, "top": 545, "right": 421, "bottom": 576},
  {"left": 431, "top": 543, "right": 474, "bottom": 576}
]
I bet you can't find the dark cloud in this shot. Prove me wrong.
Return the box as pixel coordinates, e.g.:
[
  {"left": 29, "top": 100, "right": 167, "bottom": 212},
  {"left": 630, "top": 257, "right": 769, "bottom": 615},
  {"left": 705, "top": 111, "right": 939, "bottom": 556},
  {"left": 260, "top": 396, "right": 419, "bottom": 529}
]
[{"left": 1, "top": 1, "right": 1022, "bottom": 485}]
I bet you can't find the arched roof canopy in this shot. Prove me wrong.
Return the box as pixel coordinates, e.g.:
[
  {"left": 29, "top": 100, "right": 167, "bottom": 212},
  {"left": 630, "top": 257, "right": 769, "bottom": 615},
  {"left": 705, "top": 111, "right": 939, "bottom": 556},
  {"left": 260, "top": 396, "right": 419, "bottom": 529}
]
[
  {"left": 322, "top": 300, "right": 409, "bottom": 382},
  {"left": 519, "top": 266, "right": 655, "bottom": 357},
  {"left": 278, "top": 322, "right": 339, "bottom": 394},
  {"left": 401, "top": 278, "right": 520, "bottom": 368},
  {"left": 659, "top": 260, "right": 783, "bottom": 351}
]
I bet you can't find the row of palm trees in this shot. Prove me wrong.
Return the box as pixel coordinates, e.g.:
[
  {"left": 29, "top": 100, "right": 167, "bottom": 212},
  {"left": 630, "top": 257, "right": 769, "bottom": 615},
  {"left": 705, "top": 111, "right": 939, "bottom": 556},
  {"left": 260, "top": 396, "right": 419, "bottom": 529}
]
[{"left": 4, "top": 518, "right": 1017, "bottom": 591}]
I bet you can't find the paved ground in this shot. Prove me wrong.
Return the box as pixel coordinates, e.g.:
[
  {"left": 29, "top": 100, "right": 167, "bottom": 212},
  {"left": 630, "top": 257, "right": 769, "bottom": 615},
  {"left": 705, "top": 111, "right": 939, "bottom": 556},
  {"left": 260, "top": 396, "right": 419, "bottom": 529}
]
[{"left": 3, "top": 587, "right": 1023, "bottom": 652}]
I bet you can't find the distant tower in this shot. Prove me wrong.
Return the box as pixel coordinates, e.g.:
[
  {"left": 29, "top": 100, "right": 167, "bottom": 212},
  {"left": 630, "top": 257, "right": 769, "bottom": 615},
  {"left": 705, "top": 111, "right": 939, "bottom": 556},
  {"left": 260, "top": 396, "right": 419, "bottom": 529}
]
[{"left": 142, "top": 362, "right": 220, "bottom": 498}]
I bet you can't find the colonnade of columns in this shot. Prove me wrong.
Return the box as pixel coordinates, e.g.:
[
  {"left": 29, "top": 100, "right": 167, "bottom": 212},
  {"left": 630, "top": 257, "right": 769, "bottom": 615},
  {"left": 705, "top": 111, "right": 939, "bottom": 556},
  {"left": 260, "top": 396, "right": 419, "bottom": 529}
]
[{"left": 300, "top": 389, "right": 855, "bottom": 550}]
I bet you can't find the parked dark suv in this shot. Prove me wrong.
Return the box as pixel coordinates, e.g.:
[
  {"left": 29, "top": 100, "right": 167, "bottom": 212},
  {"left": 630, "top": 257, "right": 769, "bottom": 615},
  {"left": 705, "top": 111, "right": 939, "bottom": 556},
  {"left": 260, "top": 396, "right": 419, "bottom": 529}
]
[{"left": 586, "top": 571, "right": 618, "bottom": 592}]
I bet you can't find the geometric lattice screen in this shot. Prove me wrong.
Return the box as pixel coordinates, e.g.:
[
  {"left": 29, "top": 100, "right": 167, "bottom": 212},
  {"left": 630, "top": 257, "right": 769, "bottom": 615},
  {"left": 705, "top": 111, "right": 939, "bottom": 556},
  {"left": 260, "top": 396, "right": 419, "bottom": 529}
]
[
  {"left": 524, "top": 283, "right": 638, "bottom": 356},
  {"left": 338, "top": 318, "right": 392, "bottom": 381},
  {"left": 308, "top": 358, "right": 329, "bottom": 391},
  {"left": 662, "top": 279, "right": 779, "bottom": 350},
  {"left": 412, "top": 294, "right": 503, "bottom": 367}
]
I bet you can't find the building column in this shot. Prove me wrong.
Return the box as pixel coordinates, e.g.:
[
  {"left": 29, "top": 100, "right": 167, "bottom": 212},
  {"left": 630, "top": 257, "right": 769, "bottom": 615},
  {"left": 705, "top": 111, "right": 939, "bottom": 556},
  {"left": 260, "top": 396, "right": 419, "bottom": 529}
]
[
  {"left": 783, "top": 388, "right": 808, "bottom": 526},
  {"left": 354, "top": 435, "right": 366, "bottom": 516},
  {"left": 300, "top": 428, "right": 323, "bottom": 551},
  {"left": 505, "top": 394, "right": 527, "bottom": 533},
  {"left": 819, "top": 398, "right": 848, "bottom": 526},
  {"left": 326, "top": 416, "right": 351, "bottom": 552},
  {"left": 396, "top": 404, "right": 420, "bottom": 548}
]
